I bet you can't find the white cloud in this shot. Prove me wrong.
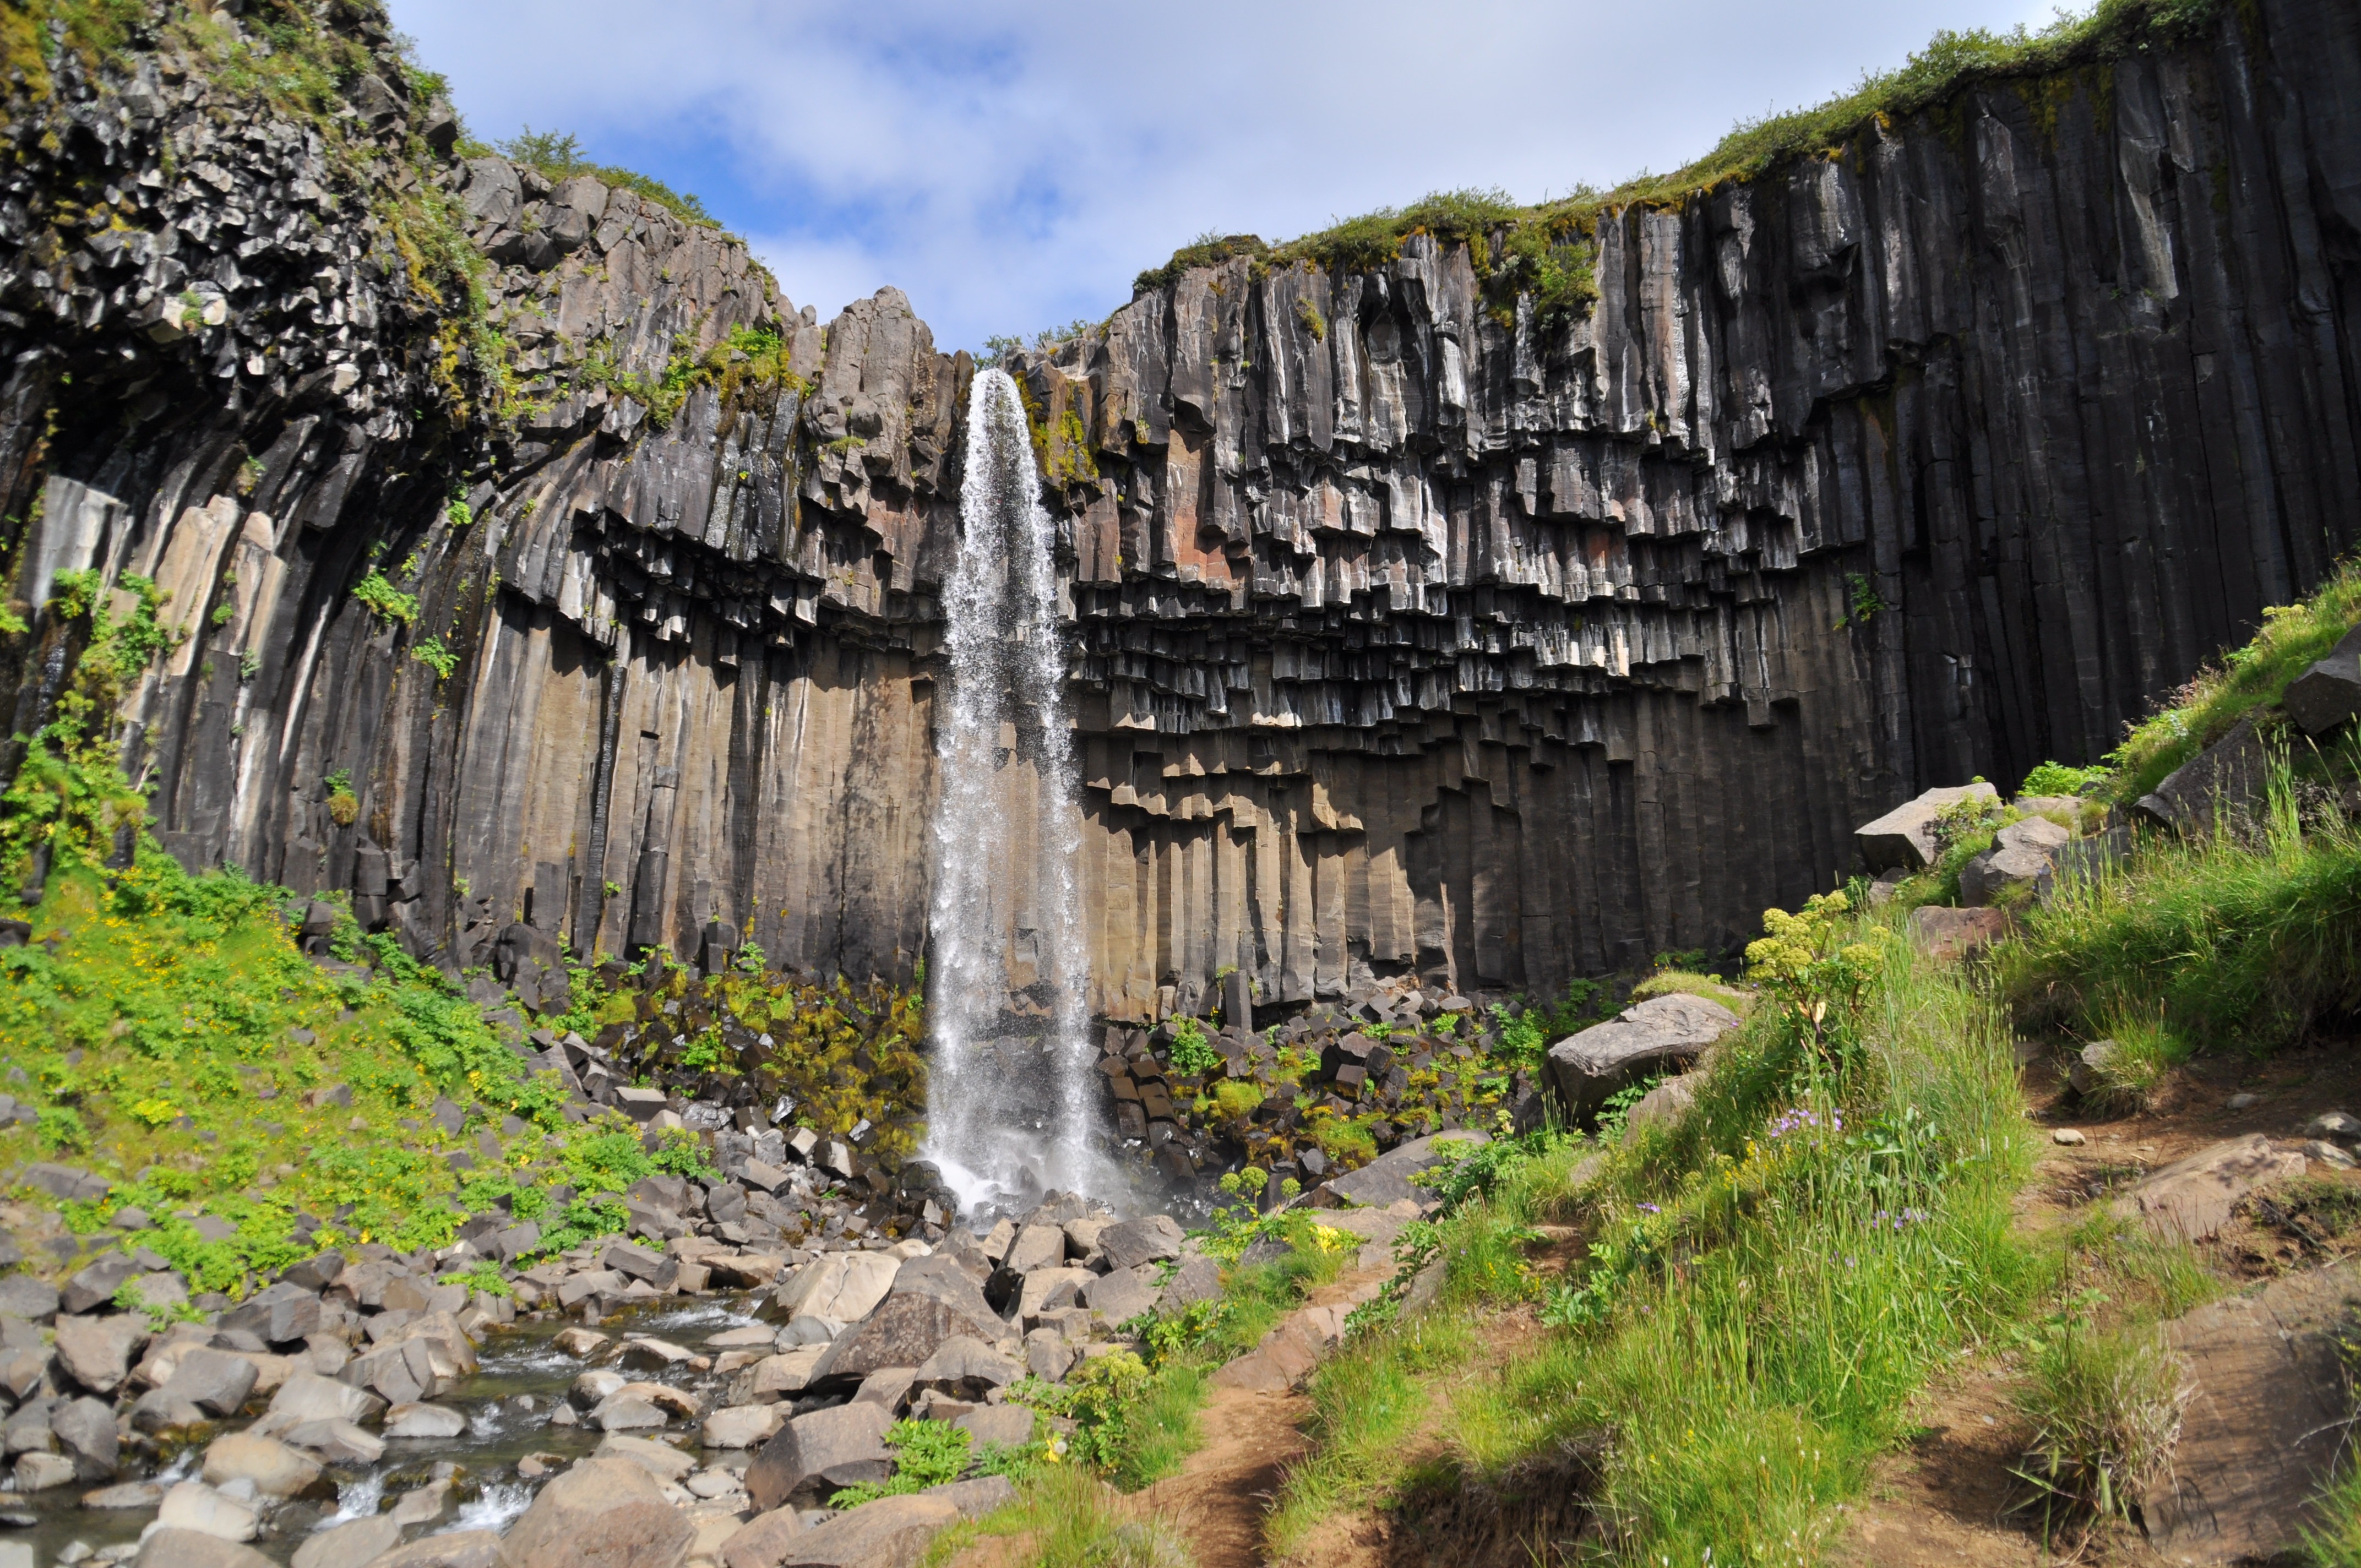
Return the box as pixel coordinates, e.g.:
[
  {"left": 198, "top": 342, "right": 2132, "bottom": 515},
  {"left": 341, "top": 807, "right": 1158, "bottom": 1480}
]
[{"left": 389, "top": 0, "right": 2065, "bottom": 351}]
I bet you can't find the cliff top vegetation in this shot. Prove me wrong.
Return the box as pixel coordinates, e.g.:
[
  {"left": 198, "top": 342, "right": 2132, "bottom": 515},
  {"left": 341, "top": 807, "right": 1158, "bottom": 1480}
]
[{"left": 1131, "top": 0, "right": 2231, "bottom": 300}]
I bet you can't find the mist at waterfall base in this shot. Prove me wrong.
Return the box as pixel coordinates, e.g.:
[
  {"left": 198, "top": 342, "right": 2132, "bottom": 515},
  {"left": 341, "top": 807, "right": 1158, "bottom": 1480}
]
[{"left": 920, "top": 369, "right": 1127, "bottom": 1220}]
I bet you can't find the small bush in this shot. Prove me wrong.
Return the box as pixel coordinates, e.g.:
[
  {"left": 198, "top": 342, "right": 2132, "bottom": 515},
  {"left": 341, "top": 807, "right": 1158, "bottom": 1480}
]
[
  {"left": 1166, "top": 1017, "right": 1219, "bottom": 1078},
  {"left": 2012, "top": 1317, "right": 2189, "bottom": 1525}
]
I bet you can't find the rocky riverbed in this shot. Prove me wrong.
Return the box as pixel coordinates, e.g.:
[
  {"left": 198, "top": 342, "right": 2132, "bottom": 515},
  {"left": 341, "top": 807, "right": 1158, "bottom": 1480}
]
[{"left": 0, "top": 1179, "right": 1266, "bottom": 1568}]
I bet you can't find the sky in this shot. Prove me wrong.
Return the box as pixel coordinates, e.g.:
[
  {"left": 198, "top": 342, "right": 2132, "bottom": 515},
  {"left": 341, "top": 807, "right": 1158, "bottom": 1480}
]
[{"left": 384, "top": 0, "right": 2066, "bottom": 356}]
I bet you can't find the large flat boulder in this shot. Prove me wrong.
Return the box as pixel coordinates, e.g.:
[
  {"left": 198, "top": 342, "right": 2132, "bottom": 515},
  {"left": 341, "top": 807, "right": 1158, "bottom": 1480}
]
[
  {"left": 290, "top": 1514, "right": 400, "bottom": 1568},
  {"left": 1854, "top": 782, "right": 1999, "bottom": 872},
  {"left": 135, "top": 1529, "right": 275, "bottom": 1568},
  {"left": 498, "top": 1455, "right": 695, "bottom": 1568},
  {"left": 2143, "top": 1262, "right": 2361, "bottom": 1558},
  {"left": 1095, "top": 1215, "right": 1185, "bottom": 1272},
  {"left": 2134, "top": 713, "right": 2271, "bottom": 835},
  {"left": 773, "top": 1493, "right": 961, "bottom": 1568},
  {"left": 744, "top": 1401, "right": 892, "bottom": 1511},
  {"left": 2281, "top": 625, "right": 2361, "bottom": 736},
  {"left": 1306, "top": 1130, "right": 1488, "bottom": 1210},
  {"left": 2113, "top": 1134, "right": 2305, "bottom": 1243},
  {"left": 774, "top": 1254, "right": 898, "bottom": 1325},
  {"left": 1544, "top": 994, "right": 1740, "bottom": 1121}
]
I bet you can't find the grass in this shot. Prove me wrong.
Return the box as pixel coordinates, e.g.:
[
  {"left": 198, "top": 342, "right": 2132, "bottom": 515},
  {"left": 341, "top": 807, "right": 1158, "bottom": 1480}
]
[
  {"left": 2010, "top": 1316, "right": 2189, "bottom": 1527},
  {"left": 2104, "top": 559, "right": 2361, "bottom": 804},
  {"left": 492, "top": 126, "right": 723, "bottom": 231},
  {"left": 922, "top": 1466, "right": 1193, "bottom": 1568},
  {"left": 1999, "top": 771, "right": 2361, "bottom": 1056},
  {"left": 1627, "top": 968, "right": 1754, "bottom": 1015}
]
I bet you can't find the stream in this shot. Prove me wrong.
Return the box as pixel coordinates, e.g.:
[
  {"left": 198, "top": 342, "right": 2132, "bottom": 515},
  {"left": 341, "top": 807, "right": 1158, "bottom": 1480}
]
[{"left": 6, "top": 1295, "right": 774, "bottom": 1566}]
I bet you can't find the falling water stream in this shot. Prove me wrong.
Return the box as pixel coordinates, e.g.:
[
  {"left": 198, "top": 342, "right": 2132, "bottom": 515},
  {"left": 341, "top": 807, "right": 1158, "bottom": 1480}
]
[{"left": 921, "top": 369, "right": 1108, "bottom": 1216}]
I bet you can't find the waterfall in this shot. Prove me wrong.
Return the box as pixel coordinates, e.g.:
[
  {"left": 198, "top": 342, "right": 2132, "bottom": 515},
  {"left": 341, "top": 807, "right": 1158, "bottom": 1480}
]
[{"left": 922, "top": 368, "right": 1104, "bottom": 1216}]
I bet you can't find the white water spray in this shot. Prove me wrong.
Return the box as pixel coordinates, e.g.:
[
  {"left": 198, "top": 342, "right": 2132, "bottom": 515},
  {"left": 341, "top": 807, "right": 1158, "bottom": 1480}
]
[{"left": 922, "top": 369, "right": 1106, "bottom": 1215}]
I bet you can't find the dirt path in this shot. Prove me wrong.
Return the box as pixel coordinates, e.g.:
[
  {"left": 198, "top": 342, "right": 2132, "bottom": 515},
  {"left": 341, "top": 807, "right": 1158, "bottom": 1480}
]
[{"left": 1135, "top": 1385, "right": 1313, "bottom": 1568}]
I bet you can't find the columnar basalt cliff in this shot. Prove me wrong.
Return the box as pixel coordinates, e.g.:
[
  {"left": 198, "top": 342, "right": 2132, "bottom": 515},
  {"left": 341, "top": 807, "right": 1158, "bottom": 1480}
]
[{"left": 2, "top": 0, "right": 2357, "bottom": 1020}]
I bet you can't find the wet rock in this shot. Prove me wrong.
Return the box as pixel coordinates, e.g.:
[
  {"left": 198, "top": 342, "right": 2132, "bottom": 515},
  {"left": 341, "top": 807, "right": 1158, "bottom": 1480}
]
[
  {"left": 2114, "top": 1135, "right": 2306, "bottom": 1242},
  {"left": 1854, "top": 783, "right": 2000, "bottom": 872},
  {"left": 290, "top": 1515, "right": 401, "bottom": 1568},
  {"left": 13, "top": 1451, "right": 75, "bottom": 1490},
  {"left": 381, "top": 1402, "right": 467, "bottom": 1439},
  {"left": 279, "top": 1419, "right": 384, "bottom": 1465},
  {"left": 703, "top": 1403, "right": 787, "bottom": 1450},
  {"left": 1546, "top": 994, "right": 1739, "bottom": 1121},
  {"left": 744, "top": 1402, "right": 893, "bottom": 1510},
  {"left": 49, "top": 1397, "right": 116, "bottom": 1482},
  {"left": 361, "top": 1529, "right": 502, "bottom": 1568},
  {"left": 555, "top": 1328, "right": 611, "bottom": 1357},
  {"left": 503, "top": 1455, "right": 697, "bottom": 1568},
  {"left": 155, "top": 1482, "right": 258, "bottom": 1542},
  {"left": 134, "top": 1530, "right": 274, "bottom": 1568},
  {"left": 592, "top": 1433, "right": 698, "bottom": 1483},
  {"left": 200, "top": 1432, "right": 322, "bottom": 1498},
  {"left": 597, "top": 1397, "right": 670, "bottom": 1432}
]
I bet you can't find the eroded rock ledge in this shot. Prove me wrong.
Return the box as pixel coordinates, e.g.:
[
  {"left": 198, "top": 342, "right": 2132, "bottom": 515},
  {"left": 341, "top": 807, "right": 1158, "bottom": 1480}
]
[{"left": 2, "top": 0, "right": 2357, "bottom": 1019}]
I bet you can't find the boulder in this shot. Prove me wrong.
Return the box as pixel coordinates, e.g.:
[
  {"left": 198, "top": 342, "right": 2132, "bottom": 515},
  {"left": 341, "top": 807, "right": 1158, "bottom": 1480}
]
[
  {"left": 592, "top": 1432, "right": 699, "bottom": 1483},
  {"left": 1000, "top": 1223, "right": 1065, "bottom": 1275},
  {"left": 1854, "top": 782, "right": 2000, "bottom": 872},
  {"left": 2281, "top": 627, "right": 2361, "bottom": 736},
  {"left": 910, "top": 1336, "right": 1020, "bottom": 1400},
  {"left": 294, "top": 1523, "right": 412, "bottom": 1568},
  {"left": 254, "top": 1371, "right": 382, "bottom": 1435},
  {"left": 155, "top": 1481, "right": 259, "bottom": 1542},
  {"left": 1158, "top": 1254, "right": 1222, "bottom": 1311},
  {"left": 14, "top": 1450, "right": 75, "bottom": 1489},
  {"left": 58, "top": 1251, "right": 143, "bottom": 1315},
  {"left": 1096, "top": 1215, "right": 1186, "bottom": 1272},
  {"left": 2113, "top": 1134, "right": 2306, "bottom": 1243},
  {"left": 163, "top": 1348, "right": 261, "bottom": 1418},
  {"left": 201, "top": 1431, "right": 323, "bottom": 1498},
  {"left": 83, "top": 1480, "right": 166, "bottom": 1508},
  {"left": 703, "top": 1403, "right": 787, "bottom": 1450},
  {"left": 280, "top": 1418, "right": 384, "bottom": 1465},
  {"left": 1958, "top": 814, "right": 2072, "bottom": 907},
  {"left": 727, "top": 1348, "right": 829, "bottom": 1404},
  {"left": 135, "top": 1530, "right": 276, "bottom": 1568},
  {"left": 367, "top": 1531, "right": 503, "bottom": 1568},
  {"left": 1907, "top": 905, "right": 2012, "bottom": 963},
  {"left": 382, "top": 1402, "right": 468, "bottom": 1439},
  {"left": 2135, "top": 714, "right": 2271, "bottom": 835},
  {"left": 220, "top": 1283, "right": 323, "bottom": 1346},
  {"left": 744, "top": 1401, "right": 893, "bottom": 1511},
  {"left": 50, "top": 1395, "right": 117, "bottom": 1481},
  {"left": 499, "top": 1456, "right": 696, "bottom": 1568},
  {"left": 1079, "top": 1266, "right": 1158, "bottom": 1325},
  {"left": 1014, "top": 1268, "right": 1094, "bottom": 1325},
  {"left": 922, "top": 1475, "right": 1017, "bottom": 1521},
  {"left": 717, "top": 1509, "right": 806, "bottom": 1568},
  {"left": 52, "top": 1314, "right": 143, "bottom": 1393},
  {"left": 1546, "top": 994, "right": 1739, "bottom": 1121},
  {"left": 810, "top": 1288, "right": 1009, "bottom": 1390},
  {"left": 771, "top": 1493, "right": 960, "bottom": 1568},
  {"left": 1623, "top": 1075, "right": 1698, "bottom": 1132},
  {"left": 1308, "top": 1130, "right": 1489, "bottom": 1210},
  {"left": 2143, "top": 1261, "right": 2361, "bottom": 1560},
  {"left": 949, "top": 1406, "right": 1034, "bottom": 1451},
  {"left": 774, "top": 1253, "right": 898, "bottom": 1325},
  {"left": 0, "top": 1275, "right": 58, "bottom": 1321}
]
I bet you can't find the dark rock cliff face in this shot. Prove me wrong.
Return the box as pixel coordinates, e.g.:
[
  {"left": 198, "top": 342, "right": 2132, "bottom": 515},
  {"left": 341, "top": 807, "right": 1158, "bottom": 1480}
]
[{"left": 3, "top": 0, "right": 2358, "bottom": 1020}]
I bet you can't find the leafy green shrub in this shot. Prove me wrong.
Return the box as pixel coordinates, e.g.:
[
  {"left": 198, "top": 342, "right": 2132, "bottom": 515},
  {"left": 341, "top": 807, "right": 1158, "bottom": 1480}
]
[
  {"left": 1167, "top": 1016, "right": 1220, "bottom": 1078},
  {"left": 2022, "top": 760, "right": 2108, "bottom": 797},
  {"left": 350, "top": 571, "right": 419, "bottom": 627},
  {"left": 829, "top": 1419, "right": 972, "bottom": 1506},
  {"left": 411, "top": 636, "right": 458, "bottom": 680}
]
